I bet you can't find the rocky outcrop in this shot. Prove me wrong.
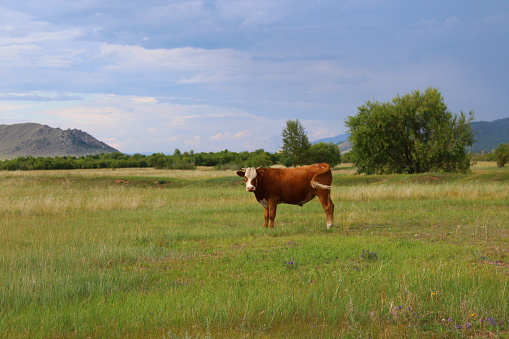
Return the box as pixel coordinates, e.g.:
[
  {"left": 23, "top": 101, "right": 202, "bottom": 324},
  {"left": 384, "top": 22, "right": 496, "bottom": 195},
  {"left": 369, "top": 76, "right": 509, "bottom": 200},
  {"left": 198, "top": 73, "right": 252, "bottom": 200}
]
[{"left": 0, "top": 123, "right": 119, "bottom": 159}]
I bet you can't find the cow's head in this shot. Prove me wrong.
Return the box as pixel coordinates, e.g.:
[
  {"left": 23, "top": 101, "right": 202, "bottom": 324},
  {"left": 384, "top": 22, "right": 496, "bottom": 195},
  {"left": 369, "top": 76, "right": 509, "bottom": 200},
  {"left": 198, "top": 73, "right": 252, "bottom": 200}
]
[{"left": 236, "top": 167, "right": 259, "bottom": 192}]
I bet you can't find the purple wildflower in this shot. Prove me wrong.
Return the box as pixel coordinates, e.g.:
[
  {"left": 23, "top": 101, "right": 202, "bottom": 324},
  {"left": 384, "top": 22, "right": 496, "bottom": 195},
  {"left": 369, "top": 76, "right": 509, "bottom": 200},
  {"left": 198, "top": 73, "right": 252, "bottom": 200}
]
[
  {"left": 487, "top": 317, "right": 497, "bottom": 326},
  {"left": 283, "top": 258, "right": 298, "bottom": 268},
  {"left": 361, "top": 249, "right": 379, "bottom": 261}
]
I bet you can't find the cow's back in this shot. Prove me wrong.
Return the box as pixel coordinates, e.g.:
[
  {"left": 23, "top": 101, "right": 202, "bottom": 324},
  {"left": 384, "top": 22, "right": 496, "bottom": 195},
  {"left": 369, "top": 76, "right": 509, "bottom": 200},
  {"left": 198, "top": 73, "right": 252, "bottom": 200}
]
[{"left": 256, "top": 163, "right": 331, "bottom": 205}]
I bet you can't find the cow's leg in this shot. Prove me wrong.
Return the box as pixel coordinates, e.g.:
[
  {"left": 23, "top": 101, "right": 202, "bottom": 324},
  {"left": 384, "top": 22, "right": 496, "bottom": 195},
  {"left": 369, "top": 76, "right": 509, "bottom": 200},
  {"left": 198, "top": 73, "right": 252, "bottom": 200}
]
[
  {"left": 267, "top": 200, "right": 278, "bottom": 228},
  {"left": 317, "top": 192, "right": 334, "bottom": 228},
  {"left": 263, "top": 207, "right": 269, "bottom": 228}
]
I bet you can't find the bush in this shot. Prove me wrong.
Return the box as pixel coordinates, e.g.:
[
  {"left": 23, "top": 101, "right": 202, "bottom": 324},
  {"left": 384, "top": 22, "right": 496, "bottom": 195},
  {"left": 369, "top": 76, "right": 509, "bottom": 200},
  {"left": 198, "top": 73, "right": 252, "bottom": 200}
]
[{"left": 494, "top": 143, "right": 509, "bottom": 168}]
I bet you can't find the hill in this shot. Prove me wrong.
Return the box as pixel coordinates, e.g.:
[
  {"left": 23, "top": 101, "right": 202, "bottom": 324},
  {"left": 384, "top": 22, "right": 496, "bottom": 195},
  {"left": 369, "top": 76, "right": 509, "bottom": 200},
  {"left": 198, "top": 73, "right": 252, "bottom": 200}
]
[
  {"left": 312, "top": 133, "right": 349, "bottom": 145},
  {"left": 470, "top": 118, "right": 509, "bottom": 152},
  {"left": 0, "top": 123, "right": 119, "bottom": 159},
  {"left": 313, "top": 133, "right": 352, "bottom": 152},
  {"left": 314, "top": 118, "right": 509, "bottom": 153}
]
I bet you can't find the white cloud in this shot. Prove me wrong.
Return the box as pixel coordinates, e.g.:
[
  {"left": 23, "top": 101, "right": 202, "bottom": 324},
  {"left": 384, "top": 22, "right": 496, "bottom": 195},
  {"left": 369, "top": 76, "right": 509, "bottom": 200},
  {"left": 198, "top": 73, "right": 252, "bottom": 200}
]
[
  {"left": 0, "top": 1, "right": 507, "bottom": 152},
  {"left": 98, "top": 44, "right": 249, "bottom": 86},
  {"left": 0, "top": 92, "right": 83, "bottom": 101},
  {"left": 0, "top": 28, "right": 84, "bottom": 46},
  {"left": 209, "top": 130, "right": 248, "bottom": 140},
  {"left": 219, "top": 0, "right": 283, "bottom": 26},
  {"left": 130, "top": 96, "right": 158, "bottom": 104},
  {"left": 0, "top": 102, "right": 31, "bottom": 113},
  {"left": 0, "top": 45, "right": 40, "bottom": 65},
  {"left": 185, "top": 136, "right": 202, "bottom": 148},
  {"left": 100, "top": 45, "right": 230, "bottom": 69}
]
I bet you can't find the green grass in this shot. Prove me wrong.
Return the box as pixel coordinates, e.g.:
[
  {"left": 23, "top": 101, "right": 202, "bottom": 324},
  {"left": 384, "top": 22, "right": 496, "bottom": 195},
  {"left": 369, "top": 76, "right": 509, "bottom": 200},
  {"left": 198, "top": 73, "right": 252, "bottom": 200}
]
[{"left": 0, "top": 164, "right": 508, "bottom": 338}]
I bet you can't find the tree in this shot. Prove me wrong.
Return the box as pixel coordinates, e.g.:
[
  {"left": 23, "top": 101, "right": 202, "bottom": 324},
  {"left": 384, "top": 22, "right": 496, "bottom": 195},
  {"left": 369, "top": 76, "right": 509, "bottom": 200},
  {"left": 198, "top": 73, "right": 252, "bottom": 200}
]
[
  {"left": 494, "top": 142, "right": 509, "bottom": 168},
  {"left": 345, "top": 87, "right": 475, "bottom": 174},
  {"left": 308, "top": 142, "right": 341, "bottom": 167},
  {"left": 147, "top": 153, "right": 168, "bottom": 169},
  {"left": 246, "top": 152, "right": 273, "bottom": 167},
  {"left": 281, "top": 119, "right": 311, "bottom": 166}
]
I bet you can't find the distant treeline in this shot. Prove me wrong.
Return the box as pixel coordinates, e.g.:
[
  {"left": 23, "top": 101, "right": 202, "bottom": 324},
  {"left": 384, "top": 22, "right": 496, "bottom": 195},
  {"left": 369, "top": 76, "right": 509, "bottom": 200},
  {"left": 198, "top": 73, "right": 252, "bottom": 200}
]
[
  {"left": 0, "top": 149, "right": 280, "bottom": 171},
  {"left": 1, "top": 148, "right": 497, "bottom": 172}
]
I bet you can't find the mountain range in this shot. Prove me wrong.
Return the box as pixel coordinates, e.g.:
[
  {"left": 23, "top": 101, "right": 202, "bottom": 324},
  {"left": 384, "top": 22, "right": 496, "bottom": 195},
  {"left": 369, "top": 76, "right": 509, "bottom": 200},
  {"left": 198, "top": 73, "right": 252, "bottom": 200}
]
[
  {"left": 0, "top": 123, "right": 119, "bottom": 160},
  {"left": 469, "top": 118, "right": 509, "bottom": 152},
  {"left": 312, "top": 133, "right": 352, "bottom": 152},
  {"left": 314, "top": 117, "right": 509, "bottom": 153}
]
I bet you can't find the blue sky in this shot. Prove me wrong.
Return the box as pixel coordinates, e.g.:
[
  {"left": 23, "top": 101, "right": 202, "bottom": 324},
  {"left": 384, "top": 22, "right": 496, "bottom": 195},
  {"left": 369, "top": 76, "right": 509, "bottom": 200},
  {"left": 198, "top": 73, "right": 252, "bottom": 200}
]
[{"left": 0, "top": 1, "right": 507, "bottom": 153}]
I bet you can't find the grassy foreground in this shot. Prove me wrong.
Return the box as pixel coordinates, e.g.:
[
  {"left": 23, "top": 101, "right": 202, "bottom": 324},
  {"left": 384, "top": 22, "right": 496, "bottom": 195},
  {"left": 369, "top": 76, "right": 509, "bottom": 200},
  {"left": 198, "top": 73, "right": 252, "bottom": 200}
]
[{"left": 0, "top": 163, "right": 508, "bottom": 338}]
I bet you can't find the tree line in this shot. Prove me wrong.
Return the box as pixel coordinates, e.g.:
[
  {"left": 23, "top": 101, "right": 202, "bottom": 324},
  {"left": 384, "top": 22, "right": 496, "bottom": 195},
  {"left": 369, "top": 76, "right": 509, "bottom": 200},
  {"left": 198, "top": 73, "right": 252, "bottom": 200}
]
[
  {"left": 2, "top": 88, "right": 506, "bottom": 173},
  {"left": 0, "top": 142, "right": 342, "bottom": 171},
  {"left": 0, "top": 149, "right": 266, "bottom": 171}
]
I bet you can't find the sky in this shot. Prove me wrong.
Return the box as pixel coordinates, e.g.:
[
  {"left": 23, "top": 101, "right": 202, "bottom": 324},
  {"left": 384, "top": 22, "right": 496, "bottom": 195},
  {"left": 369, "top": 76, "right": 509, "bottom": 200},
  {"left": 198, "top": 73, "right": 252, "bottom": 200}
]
[{"left": 0, "top": 1, "right": 508, "bottom": 153}]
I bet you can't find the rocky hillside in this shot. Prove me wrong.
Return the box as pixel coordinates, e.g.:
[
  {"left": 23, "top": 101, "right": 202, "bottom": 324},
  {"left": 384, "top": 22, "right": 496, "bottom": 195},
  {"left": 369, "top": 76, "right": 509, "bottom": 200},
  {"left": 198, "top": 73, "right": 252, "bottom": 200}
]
[{"left": 0, "top": 123, "right": 119, "bottom": 159}]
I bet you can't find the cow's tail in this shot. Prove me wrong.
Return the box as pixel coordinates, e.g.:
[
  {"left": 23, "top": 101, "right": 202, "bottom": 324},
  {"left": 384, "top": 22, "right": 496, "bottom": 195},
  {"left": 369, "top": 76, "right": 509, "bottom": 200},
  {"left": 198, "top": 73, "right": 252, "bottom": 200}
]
[
  {"left": 311, "top": 181, "right": 332, "bottom": 190},
  {"left": 310, "top": 163, "right": 332, "bottom": 190}
]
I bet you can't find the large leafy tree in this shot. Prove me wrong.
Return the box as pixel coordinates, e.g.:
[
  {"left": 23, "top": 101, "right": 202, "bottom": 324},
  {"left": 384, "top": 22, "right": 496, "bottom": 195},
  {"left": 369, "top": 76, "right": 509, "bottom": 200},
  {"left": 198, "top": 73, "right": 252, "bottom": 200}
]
[
  {"left": 281, "top": 119, "right": 311, "bottom": 166},
  {"left": 308, "top": 142, "right": 341, "bottom": 167},
  {"left": 345, "top": 88, "right": 475, "bottom": 174}
]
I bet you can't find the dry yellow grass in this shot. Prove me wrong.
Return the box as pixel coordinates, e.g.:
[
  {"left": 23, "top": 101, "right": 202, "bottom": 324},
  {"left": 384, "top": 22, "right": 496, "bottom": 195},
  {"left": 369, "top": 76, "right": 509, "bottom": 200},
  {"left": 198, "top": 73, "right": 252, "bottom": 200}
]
[
  {"left": 0, "top": 186, "right": 163, "bottom": 216},
  {"left": 0, "top": 167, "right": 232, "bottom": 179},
  {"left": 334, "top": 182, "right": 509, "bottom": 202}
]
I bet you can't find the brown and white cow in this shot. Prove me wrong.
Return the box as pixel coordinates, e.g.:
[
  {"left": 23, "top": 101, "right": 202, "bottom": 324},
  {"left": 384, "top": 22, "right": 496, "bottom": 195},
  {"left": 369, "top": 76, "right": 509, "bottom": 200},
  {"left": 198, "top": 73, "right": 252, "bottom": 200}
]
[{"left": 236, "top": 163, "right": 334, "bottom": 228}]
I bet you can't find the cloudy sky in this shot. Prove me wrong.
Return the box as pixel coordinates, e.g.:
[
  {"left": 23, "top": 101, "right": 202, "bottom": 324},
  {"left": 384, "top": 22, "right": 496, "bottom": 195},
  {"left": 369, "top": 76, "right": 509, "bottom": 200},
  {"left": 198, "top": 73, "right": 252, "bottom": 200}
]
[{"left": 0, "top": 1, "right": 507, "bottom": 153}]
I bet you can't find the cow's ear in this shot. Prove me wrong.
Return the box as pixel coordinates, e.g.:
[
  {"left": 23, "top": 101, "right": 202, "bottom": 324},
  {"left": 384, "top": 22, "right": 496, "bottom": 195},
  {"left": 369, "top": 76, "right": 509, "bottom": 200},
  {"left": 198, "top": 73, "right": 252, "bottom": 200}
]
[{"left": 236, "top": 170, "right": 245, "bottom": 177}]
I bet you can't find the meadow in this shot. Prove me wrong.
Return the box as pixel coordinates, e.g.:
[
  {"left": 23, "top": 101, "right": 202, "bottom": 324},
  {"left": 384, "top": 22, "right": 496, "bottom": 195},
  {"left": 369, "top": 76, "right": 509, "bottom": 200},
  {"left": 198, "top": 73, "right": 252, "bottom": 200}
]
[{"left": 0, "top": 163, "right": 508, "bottom": 338}]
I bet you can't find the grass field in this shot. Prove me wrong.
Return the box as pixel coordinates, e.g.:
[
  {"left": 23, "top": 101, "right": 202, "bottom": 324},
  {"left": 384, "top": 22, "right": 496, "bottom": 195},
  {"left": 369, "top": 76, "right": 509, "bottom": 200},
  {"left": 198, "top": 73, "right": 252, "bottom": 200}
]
[{"left": 0, "top": 163, "right": 508, "bottom": 338}]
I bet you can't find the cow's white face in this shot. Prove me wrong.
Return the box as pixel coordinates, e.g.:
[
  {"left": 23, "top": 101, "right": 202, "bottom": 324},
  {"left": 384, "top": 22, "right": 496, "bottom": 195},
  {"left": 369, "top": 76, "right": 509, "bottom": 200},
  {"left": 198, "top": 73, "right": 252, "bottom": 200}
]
[{"left": 236, "top": 167, "right": 258, "bottom": 192}]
